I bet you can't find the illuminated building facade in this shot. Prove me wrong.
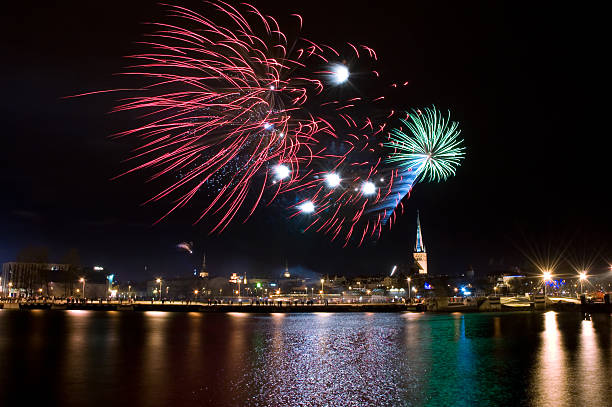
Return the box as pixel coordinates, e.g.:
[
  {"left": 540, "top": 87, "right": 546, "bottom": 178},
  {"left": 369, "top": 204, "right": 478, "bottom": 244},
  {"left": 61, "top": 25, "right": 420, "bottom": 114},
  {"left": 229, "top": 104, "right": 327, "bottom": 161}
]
[{"left": 1, "top": 262, "right": 108, "bottom": 298}]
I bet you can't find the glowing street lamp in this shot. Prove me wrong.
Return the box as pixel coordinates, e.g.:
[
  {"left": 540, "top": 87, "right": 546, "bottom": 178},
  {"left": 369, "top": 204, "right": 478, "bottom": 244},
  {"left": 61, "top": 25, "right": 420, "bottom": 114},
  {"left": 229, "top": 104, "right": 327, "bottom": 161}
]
[
  {"left": 320, "top": 278, "right": 325, "bottom": 296},
  {"left": 79, "top": 277, "right": 85, "bottom": 298},
  {"left": 579, "top": 271, "right": 587, "bottom": 295},
  {"left": 407, "top": 277, "right": 411, "bottom": 302},
  {"left": 156, "top": 278, "right": 162, "bottom": 301},
  {"left": 194, "top": 290, "right": 199, "bottom": 301},
  {"left": 542, "top": 271, "right": 552, "bottom": 298}
]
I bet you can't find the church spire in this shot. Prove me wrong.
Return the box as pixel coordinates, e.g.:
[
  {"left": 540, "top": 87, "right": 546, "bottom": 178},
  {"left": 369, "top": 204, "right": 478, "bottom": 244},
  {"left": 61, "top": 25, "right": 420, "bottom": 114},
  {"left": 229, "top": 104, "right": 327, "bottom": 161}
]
[
  {"left": 413, "top": 210, "right": 428, "bottom": 274},
  {"left": 415, "top": 210, "right": 426, "bottom": 253},
  {"left": 199, "top": 252, "right": 208, "bottom": 278}
]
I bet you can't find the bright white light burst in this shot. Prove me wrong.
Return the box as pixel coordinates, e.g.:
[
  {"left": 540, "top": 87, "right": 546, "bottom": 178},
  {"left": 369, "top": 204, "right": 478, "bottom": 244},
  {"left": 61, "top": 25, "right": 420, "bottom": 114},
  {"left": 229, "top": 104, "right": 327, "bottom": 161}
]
[
  {"left": 273, "top": 164, "right": 290, "bottom": 180},
  {"left": 331, "top": 64, "right": 350, "bottom": 84},
  {"left": 299, "top": 201, "right": 315, "bottom": 213},
  {"left": 361, "top": 181, "right": 376, "bottom": 195},
  {"left": 325, "top": 173, "right": 341, "bottom": 187}
]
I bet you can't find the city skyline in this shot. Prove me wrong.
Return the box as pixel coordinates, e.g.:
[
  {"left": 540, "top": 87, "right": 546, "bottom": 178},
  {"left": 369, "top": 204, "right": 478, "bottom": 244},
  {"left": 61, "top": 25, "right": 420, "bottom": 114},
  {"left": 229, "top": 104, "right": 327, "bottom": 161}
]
[
  {"left": 1, "top": 2, "right": 610, "bottom": 406},
  {"left": 1, "top": 0, "right": 608, "bottom": 280}
]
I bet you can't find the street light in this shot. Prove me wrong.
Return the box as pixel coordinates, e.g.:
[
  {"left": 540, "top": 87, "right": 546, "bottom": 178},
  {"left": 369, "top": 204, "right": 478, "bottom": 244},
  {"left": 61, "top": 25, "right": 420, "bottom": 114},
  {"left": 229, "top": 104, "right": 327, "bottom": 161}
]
[
  {"left": 194, "top": 290, "right": 199, "bottom": 302},
  {"left": 407, "top": 277, "right": 411, "bottom": 302},
  {"left": 79, "top": 277, "right": 85, "bottom": 298},
  {"left": 320, "top": 278, "right": 325, "bottom": 296},
  {"left": 542, "top": 270, "right": 552, "bottom": 298},
  {"left": 156, "top": 278, "right": 162, "bottom": 301},
  {"left": 579, "top": 271, "right": 587, "bottom": 295}
]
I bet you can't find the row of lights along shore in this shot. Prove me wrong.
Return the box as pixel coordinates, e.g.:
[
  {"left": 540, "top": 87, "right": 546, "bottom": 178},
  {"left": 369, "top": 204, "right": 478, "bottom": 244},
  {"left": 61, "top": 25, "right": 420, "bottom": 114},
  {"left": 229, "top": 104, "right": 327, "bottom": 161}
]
[{"left": 541, "top": 269, "right": 589, "bottom": 296}]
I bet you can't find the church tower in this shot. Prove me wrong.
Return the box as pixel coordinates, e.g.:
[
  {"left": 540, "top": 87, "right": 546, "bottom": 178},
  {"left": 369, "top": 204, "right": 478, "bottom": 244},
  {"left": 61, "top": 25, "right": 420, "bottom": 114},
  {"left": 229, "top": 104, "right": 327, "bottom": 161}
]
[
  {"left": 199, "top": 253, "right": 209, "bottom": 278},
  {"left": 413, "top": 211, "right": 428, "bottom": 275}
]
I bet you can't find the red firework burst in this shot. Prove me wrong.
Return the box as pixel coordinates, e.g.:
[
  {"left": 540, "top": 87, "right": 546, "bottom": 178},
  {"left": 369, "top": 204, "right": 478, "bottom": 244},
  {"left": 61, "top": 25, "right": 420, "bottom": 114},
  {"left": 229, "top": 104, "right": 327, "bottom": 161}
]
[{"left": 111, "top": 1, "right": 346, "bottom": 232}]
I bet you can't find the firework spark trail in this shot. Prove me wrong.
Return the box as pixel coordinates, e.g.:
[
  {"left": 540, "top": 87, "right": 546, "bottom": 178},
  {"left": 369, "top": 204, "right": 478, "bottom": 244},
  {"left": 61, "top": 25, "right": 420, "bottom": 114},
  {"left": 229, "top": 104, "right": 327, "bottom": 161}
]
[
  {"left": 112, "top": 1, "right": 372, "bottom": 232},
  {"left": 376, "top": 106, "right": 465, "bottom": 221},
  {"left": 290, "top": 106, "right": 465, "bottom": 246},
  {"left": 82, "top": 2, "right": 463, "bottom": 243}
]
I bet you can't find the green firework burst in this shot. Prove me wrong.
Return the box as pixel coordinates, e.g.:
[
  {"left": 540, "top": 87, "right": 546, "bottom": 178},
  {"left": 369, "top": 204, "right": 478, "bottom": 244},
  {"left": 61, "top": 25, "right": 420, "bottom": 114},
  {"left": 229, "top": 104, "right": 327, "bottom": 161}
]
[{"left": 385, "top": 106, "right": 465, "bottom": 182}]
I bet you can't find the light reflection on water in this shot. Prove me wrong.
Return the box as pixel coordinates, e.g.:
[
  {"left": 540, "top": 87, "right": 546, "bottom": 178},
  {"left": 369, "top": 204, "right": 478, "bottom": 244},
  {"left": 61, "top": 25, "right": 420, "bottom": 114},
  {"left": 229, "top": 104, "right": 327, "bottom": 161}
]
[
  {"left": 531, "top": 311, "right": 571, "bottom": 406},
  {"left": 577, "top": 318, "right": 606, "bottom": 406},
  {"left": 0, "top": 310, "right": 611, "bottom": 406}
]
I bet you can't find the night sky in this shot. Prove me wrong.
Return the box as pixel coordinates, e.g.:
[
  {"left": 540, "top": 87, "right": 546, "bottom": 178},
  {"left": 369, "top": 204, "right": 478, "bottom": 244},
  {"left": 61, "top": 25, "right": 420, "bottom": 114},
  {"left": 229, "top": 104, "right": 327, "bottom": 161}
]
[{"left": 1, "top": 1, "right": 608, "bottom": 281}]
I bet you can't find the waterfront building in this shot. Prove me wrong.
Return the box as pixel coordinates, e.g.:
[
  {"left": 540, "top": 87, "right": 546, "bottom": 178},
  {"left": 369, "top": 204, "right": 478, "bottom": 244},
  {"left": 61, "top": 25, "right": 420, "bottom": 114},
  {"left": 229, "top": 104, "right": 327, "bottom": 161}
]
[
  {"left": 146, "top": 276, "right": 207, "bottom": 300},
  {"left": 1, "top": 262, "right": 108, "bottom": 298},
  {"left": 413, "top": 211, "right": 428, "bottom": 275},
  {"left": 382, "top": 276, "right": 398, "bottom": 288}
]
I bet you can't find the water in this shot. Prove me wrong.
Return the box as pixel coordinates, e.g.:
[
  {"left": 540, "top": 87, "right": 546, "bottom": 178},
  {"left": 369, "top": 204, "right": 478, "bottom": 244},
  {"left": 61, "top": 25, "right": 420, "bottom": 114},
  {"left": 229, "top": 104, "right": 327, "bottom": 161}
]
[{"left": 0, "top": 310, "right": 610, "bottom": 406}]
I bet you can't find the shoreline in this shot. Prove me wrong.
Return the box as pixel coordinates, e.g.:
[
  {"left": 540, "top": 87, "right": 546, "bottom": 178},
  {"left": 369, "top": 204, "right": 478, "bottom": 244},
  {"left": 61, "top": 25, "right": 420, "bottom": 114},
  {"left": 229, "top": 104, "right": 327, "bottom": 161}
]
[
  {"left": 2, "top": 301, "right": 609, "bottom": 313},
  {"left": 1, "top": 302, "right": 416, "bottom": 313}
]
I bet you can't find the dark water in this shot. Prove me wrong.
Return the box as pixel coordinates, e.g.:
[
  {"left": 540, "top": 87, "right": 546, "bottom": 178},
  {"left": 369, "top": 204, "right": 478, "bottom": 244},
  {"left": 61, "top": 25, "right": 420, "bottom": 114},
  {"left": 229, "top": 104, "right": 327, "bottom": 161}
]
[{"left": 1, "top": 310, "right": 611, "bottom": 406}]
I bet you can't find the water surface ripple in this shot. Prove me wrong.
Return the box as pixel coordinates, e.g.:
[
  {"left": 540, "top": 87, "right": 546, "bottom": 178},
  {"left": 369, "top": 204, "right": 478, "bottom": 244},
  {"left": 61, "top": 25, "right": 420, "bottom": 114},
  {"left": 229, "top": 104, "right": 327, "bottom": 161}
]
[{"left": 1, "top": 310, "right": 610, "bottom": 406}]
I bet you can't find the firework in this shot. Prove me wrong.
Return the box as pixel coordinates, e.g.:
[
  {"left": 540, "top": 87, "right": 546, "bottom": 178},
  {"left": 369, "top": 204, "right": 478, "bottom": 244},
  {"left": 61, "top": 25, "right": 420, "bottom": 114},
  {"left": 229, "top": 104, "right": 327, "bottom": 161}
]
[
  {"left": 109, "top": 1, "right": 384, "bottom": 233},
  {"left": 176, "top": 241, "right": 194, "bottom": 254},
  {"left": 87, "top": 1, "right": 461, "bottom": 244},
  {"left": 288, "top": 106, "right": 464, "bottom": 246},
  {"left": 386, "top": 107, "right": 465, "bottom": 182},
  {"left": 372, "top": 106, "right": 465, "bottom": 222},
  {"left": 286, "top": 132, "right": 400, "bottom": 245}
]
